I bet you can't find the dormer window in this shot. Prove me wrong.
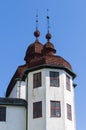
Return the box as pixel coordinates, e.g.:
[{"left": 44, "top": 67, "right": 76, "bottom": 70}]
[{"left": 50, "top": 71, "right": 59, "bottom": 87}]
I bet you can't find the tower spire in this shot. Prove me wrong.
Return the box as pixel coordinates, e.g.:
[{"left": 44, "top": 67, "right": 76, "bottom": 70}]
[
  {"left": 36, "top": 9, "right": 38, "bottom": 31},
  {"left": 47, "top": 9, "right": 50, "bottom": 33},
  {"left": 46, "top": 9, "right": 52, "bottom": 42},
  {"left": 34, "top": 9, "right": 40, "bottom": 41}
]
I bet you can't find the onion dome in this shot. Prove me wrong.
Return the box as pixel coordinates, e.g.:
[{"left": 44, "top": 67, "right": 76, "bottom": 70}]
[
  {"left": 24, "top": 30, "right": 43, "bottom": 63},
  {"left": 24, "top": 12, "right": 44, "bottom": 63},
  {"left": 24, "top": 42, "right": 43, "bottom": 63},
  {"left": 42, "top": 32, "right": 56, "bottom": 55}
]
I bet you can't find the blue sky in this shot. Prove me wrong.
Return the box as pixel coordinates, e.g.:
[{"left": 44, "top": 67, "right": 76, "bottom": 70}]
[{"left": 0, "top": 0, "right": 86, "bottom": 129}]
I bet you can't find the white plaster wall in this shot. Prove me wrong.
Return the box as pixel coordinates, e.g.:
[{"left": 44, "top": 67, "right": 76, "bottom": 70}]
[
  {"left": 9, "top": 82, "right": 17, "bottom": 98},
  {"left": 9, "top": 81, "right": 26, "bottom": 100},
  {"left": 46, "top": 69, "right": 76, "bottom": 130},
  {"left": 27, "top": 69, "right": 46, "bottom": 130},
  {"left": 45, "top": 69, "right": 65, "bottom": 130},
  {"left": 64, "top": 72, "right": 76, "bottom": 130},
  {"left": 20, "top": 81, "right": 26, "bottom": 99},
  {"left": 0, "top": 105, "right": 26, "bottom": 130}
]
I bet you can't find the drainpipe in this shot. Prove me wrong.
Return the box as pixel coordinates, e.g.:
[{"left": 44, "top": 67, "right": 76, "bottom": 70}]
[
  {"left": 26, "top": 75, "right": 28, "bottom": 130},
  {"left": 18, "top": 80, "right": 21, "bottom": 98},
  {"left": 16, "top": 78, "right": 21, "bottom": 98}
]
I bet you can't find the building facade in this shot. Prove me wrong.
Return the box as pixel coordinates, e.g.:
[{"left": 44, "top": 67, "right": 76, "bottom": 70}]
[{"left": 0, "top": 25, "right": 76, "bottom": 130}]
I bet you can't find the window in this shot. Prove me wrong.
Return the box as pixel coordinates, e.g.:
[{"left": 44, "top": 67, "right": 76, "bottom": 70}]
[
  {"left": 0, "top": 107, "right": 6, "bottom": 121},
  {"left": 51, "top": 101, "right": 61, "bottom": 117},
  {"left": 33, "top": 72, "right": 41, "bottom": 88},
  {"left": 50, "top": 71, "right": 59, "bottom": 87},
  {"left": 66, "top": 75, "right": 70, "bottom": 91},
  {"left": 67, "top": 104, "right": 72, "bottom": 120},
  {"left": 33, "top": 101, "right": 42, "bottom": 118}
]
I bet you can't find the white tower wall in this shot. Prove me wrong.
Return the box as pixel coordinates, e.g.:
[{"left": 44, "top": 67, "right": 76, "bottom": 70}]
[
  {"left": 27, "top": 69, "right": 46, "bottom": 130},
  {"left": 27, "top": 68, "right": 76, "bottom": 130}
]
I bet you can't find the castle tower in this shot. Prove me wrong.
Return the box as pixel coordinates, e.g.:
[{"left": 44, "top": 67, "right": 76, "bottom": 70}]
[{"left": 5, "top": 15, "right": 76, "bottom": 130}]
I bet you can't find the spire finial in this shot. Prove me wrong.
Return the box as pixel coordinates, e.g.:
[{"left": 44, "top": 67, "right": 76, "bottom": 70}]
[
  {"left": 34, "top": 9, "right": 40, "bottom": 40},
  {"left": 46, "top": 9, "right": 52, "bottom": 42},
  {"left": 47, "top": 9, "right": 50, "bottom": 33},
  {"left": 36, "top": 9, "right": 38, "bottom": 30}
]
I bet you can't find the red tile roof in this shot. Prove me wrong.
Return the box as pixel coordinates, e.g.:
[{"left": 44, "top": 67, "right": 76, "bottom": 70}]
[{"left": 6, "top": 39, "right": 74, "bottom": 97}]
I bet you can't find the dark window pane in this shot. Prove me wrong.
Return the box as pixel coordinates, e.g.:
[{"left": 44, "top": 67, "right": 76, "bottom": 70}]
[
  {"left": 50, "top": 72, "right": 59, "bottom": 87},
  {"left": 33, "top": 101, "right": 42, "bottom": 118},
  {"left": 51, "top": 109, "right": 54, "bottom": 116},
  {"left": 33, "top": 72, "right": 41, "bottom": 88},
  {"left": 51, "top": 101, "right": 61, "bottom": 117},
  {"left": 66, "top": 75, "right": 71, "bottom": 91},
  {"left": 0, "top": 107, "right": 6, "bottom": 121},
  {"left": 67, "top": 104, "right": 72, "bottom": 120}
]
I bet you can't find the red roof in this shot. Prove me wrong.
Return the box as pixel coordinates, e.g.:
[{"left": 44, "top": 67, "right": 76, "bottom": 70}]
[{"left": 6, "top": 38, "right": 74, "bottom": 97}]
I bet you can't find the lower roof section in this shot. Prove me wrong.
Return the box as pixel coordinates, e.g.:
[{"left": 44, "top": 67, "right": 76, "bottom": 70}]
[
  {"left": 0, "top": 98, "right": 27, "bottom": 107},
  {"left": 6, "top": 64, "right": 76, "bottom": 98}
]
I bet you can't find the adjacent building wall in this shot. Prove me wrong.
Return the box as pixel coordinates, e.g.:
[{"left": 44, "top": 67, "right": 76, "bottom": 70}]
[
  {"left": 0, "top": 105, "right": 26, "bottom": 130},
  {"left": 9, "top": 81, "right": 26, "bottom": 100}
]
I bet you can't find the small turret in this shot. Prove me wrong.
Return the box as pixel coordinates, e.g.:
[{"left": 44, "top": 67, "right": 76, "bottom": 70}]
[
  {"left": 42, "top": 14, "right": 56, "bottom": 55},
  {"left": 24, "top": 12, "right": 43, "bottom": 63}
]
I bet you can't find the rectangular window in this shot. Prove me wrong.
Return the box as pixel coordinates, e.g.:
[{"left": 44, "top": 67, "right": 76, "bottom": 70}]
[
  {"left": 67, "top": 104, "right": 72, "bottom": 120},
  {"left": 33, "top": 101, "right": 42, "bottom": 118},
  {"left": 0, "top": 107, "right": 6, "bottom": 121},
  {"left": 51, "top": 101, "right": 61, "bottom": 117},
  {"left": 66, "top": 75, "right": 71, "bottom": 91},
  {"left": 33, "top": 72, "right": 41, "bottom": 88},
  {"left": 50, "top": 71, "right": 59, "bottom": 87}
]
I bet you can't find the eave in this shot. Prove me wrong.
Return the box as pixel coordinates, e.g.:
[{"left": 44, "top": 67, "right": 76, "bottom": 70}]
[
  {"left": 0, "top": 98, "right": 27, "bottom": 107},
  {"left": 22, "top": 64, "right": 76, "bottom": 81}
]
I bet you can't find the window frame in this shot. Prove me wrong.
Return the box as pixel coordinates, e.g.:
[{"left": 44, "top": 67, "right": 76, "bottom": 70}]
[
  {"left": 67, "top": 103, "right": 72, "bottom": 120},
  {"left": 33, "top": 101, "right": 42, "bottom": 118},
  {"left": 66, "top": 75, "right": 71, "bottom": 91},
  {"left": 50, "top": 101, "right": 61, "bottom": 117},
  {"left": 0, "top": 106, "right": 6, "bottom": 122},
  {"left": 33, "top": 72, "right": 42, "bottom": 88},
  {"left": 50, "top": 71, "right": 59, "bottom": 87}
]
